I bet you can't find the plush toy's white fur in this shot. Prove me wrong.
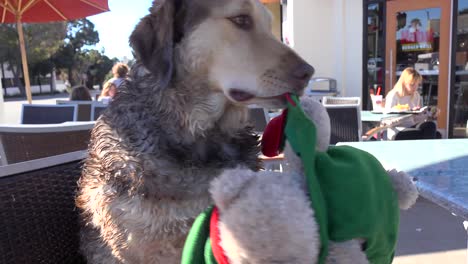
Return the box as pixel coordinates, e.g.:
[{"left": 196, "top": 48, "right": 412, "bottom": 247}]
[{"left": 210, "top": 97, "right": 418, "bottom": 264}]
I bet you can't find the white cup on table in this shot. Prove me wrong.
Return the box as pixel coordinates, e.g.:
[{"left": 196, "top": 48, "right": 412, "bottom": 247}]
[{"left": 371, "top": 94, "right": 383, "bottom": 112}]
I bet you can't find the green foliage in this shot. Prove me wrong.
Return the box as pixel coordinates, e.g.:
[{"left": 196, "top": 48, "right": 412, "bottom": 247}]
[
  {"left": 52, "top": 18, "right": 101, "bottom": 85},
  {"left": 0, "top": 22, "right": 66, "bottom": 95},
  {"left": 0, "top": 24, "right": 21, "bottom": 68},
  {"left": 82, "top": 49, "right": 116, "bottom": 89},
  {"left": 1, "top": 17, "right": 124, "bottom": 95}
]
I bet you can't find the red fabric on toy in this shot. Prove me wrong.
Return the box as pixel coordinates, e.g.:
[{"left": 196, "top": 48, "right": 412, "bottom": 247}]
[
  {"left": 210, "top": 207, "right": 230, "bottom": 264},
  {"left": 261, "top": 109, "right": 288, "bottom": 157}
]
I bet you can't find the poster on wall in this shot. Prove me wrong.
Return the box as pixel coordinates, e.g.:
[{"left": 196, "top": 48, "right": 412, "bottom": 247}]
[{"left": 397, "top": 11, "right": 437, "bottom": 52}]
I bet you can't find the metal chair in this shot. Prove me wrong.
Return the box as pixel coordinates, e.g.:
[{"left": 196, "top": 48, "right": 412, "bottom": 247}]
[
  {"left": 322, "top": 96, "right": 361, "bottom": 106},
  {"left": 0, "top": 151, "right": 87, "bottom": 263},
  {"left": 322, "top": 97, "right": 362, "bottom": 144},
  {"left": 394, "top": 121, "right": 440, "bottom": 140},
  {"left": 21, "top": 104, "right": 77, "bottom": 124},
  {"left": 248, "top": 107, "right": 270, "bottom": 134},
  {"left": 90, "top": 103, "right": 108, "bottom": 121},
  {"left": 56, "top": 100, "right": 94, "bottom": 121},
  {"left": 0, "top": 122, "right": 94, "bottom": 165}
]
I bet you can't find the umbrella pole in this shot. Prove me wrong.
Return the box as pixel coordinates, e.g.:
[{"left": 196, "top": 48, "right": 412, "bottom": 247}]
[{"left": 16, "top": 19, "right": 32, "bottom": 104}]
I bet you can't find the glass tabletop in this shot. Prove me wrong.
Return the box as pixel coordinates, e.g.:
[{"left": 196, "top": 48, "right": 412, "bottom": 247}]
[
  {"left": 361, "top": 111, "right": 406, "bottom": 122},
  {"left": 337, "top": 139, "right": 468, "bottom": 219}
]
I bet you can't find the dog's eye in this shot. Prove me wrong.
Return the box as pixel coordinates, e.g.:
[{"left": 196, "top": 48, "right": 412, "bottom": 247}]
[{"left": 229, "top": 15, "right": 253, "bottom": 30}]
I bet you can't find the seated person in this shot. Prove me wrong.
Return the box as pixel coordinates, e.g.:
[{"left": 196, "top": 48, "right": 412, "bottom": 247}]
[
  {"left": 384, "top": 67, "right": 438, "bottom": 139},
  {"left": 69, "top": 85, "right": 92, "bottom": 101},
  {"left": 98, "top": 78, "right": 125, "bottom": 103},
  {"left": 112, "top": 62, "right": 129, "bottom": 79},
  {"left": 385, "top": 67, "right": 422, "bottom": 112}
]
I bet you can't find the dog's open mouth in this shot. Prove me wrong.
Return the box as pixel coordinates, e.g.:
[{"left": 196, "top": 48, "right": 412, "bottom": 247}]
[
  {"left": 229, "top": 89, "right": 287, "bottom": 103},
  {"left": 229, "top": 89, "right": 255, "bottom": 102}
]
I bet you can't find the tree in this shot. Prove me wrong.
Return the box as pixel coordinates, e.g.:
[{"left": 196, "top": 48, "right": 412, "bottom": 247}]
[
  {"left": 0, "top": 22, "right": 66, "bottom": 96},
  {"left": 52, "top": 18, "right": 100, "bottom": 86},
  {"left": 0, "top": 24, "right": 23, "bottom": 94},
  {"left": 80, "top": 49, "right": 116, "bottom": 90}
]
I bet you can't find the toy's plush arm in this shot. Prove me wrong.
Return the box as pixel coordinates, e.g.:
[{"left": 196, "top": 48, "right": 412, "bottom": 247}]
[
  {"left": 386, "top": 169, "right": 419, "bottom": 210},
  {"left": 327, "top": 241, "right": 369, "bottom": 264},
  {"left": 210, "top": 167, "right": 257, "bottom": 212}
]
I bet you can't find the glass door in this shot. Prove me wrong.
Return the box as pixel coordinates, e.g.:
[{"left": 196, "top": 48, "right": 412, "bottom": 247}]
[
  {"left": 452, "top": 2, "right": 468, "bottom": 138},
  {"left": 386, "top": 0, "right": 451, "bottom": 131}
]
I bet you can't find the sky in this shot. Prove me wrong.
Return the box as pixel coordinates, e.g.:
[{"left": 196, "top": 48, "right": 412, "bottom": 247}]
[
  {"left": 88, "top": 1, "right": 468, "bottom": 61},
  {"left": 87, "top": 1, "right": 153, "bottom": 60}
]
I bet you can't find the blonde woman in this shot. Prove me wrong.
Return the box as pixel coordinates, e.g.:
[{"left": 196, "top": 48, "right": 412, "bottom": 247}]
[
  {"left": 112, "top": 62, "right": 129, "bottom": 79},
  {"left": 384, "top": 67, "right": 439, "bottom": 139},
  {"left": 99, "top": 78, "right": 125, "bottom": 103},
  {"left": 385, "top": 67, "right": 423, "bottom": 111}
]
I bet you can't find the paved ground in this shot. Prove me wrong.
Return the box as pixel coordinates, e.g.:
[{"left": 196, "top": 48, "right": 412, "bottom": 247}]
[
  {"left": 0, "top": 93, "right": 466, "bottom": 263},
  {"left": 394, "top": 197, "right": 466, "bottom": 263}
]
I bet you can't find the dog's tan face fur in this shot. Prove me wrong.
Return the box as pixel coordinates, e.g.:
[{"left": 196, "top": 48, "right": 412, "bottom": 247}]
[
  {"left": 183, "top": 0, "right": 313, "bottom": 108},
  {"left": 180, "top": 0, "right": 313, "bottom": 109},
  {"left": 132, "top": 0, "right": 314, "bottom": 110}
]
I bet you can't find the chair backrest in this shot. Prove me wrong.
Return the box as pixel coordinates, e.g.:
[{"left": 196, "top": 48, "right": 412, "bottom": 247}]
[
  {"left": 394, "top": 121, "right": 438, "bottom": 140},
  {"left": 322, "top": 96, "right": 361, "bottom": 106},
  {"left": 0, "top": 151, "right": 87, "bottom": 263},
  {"left": 0, "top": 122, "right": 94, "bottom": 165},
  {"left": 21, "top": 104, "right": 77, "bottom": 124},
  {"left": 91, "top": 103, "right": 108, "bottom": 121},
  {"left": 56, "top": 100, "right": 94, "bottom": 121},
  {"left": 248, "top": 107, "right": 270, "bottom": 133},
  {"left": 324, "top": 104, "right": 362, "bottom": 144}
]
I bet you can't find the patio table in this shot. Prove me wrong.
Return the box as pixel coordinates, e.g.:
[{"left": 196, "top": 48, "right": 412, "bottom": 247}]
[
  {"left": 337, "top": 139, "right": 468, "bottom": 220},
  {"left": 361, "top": 110, "right": 408, "bottom": 123}
]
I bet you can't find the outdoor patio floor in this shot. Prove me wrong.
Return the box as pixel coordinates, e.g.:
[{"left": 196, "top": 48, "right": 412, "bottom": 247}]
[{"left": 394, "top": 197, "right": 466, "bottom": 263}]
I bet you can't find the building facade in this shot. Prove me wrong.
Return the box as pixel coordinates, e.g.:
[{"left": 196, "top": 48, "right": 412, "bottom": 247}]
[{"left": 265, "top": 0, "right": 468, "bottom": 138}]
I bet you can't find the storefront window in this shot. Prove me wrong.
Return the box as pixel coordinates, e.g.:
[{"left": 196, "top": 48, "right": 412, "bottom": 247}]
[
  {"left": 452, "top": 1, "right": 468, "bottom": 138},
  {"left": 365, "top": 3, "right": 385, "bottom": 109},
  {"left": 394, "top": 8, "right": 441, "bottom": 108}
]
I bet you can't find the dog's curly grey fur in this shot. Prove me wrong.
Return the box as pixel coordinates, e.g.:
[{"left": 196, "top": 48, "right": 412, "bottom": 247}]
[
  {"left": 76, "top": 0, "right": 313, "bottom": 262},
  {"left": 77, "top": 73, "right": 260, "bottom": 263}
]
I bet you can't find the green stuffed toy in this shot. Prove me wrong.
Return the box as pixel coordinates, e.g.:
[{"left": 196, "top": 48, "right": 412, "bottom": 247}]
[{"left": 182, "top": 95, "right": 419, "bottom": 264}]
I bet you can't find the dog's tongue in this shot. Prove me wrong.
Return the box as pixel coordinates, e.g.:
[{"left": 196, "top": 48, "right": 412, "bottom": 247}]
[{"left": 261, "top": 109, "right": 287, "bottom": 157}]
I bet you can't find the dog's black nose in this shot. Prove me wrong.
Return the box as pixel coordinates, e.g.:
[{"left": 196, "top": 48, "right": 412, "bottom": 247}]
[{"left": 292, "top": 63, "right": 315, "bottom": 84}]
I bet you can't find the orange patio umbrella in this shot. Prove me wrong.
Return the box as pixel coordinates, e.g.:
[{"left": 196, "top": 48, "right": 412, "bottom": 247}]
[{"left": 0, "top": 0, "right": 109, "bottom": 103}]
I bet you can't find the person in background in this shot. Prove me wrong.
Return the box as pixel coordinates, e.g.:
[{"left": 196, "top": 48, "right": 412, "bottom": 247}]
[
  {"left": 112, "top": 62, "right": 130, "bottom": 80},
  {"left": 98, "top": 62, "right": 130, "bottom": 102},
  {"left": 384, "top": 67, "right": 439, "bottom": 139},
  {"left": 385, "top": 67, "right": 423, "bottom": 111},
  {"left": 70, "top": 85, "right": 92, "bottom": 101},
  {"left": 99, "top": 77, "right": 126, "bottom": 103}
]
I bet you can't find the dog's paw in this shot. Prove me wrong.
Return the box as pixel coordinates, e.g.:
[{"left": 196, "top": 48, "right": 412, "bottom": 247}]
[{"left": 387, "top": 169, "right": 419, "bottom": 210}]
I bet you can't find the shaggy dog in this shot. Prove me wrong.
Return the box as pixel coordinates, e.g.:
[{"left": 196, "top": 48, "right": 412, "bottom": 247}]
[{"left": 76, "top": 0, "right": 314, "bottom": 263}]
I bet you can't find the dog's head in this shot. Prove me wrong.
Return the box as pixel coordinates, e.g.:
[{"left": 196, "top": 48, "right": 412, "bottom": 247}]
[{"left": 130, "top": 0, "right": 314, "bottom": 108}]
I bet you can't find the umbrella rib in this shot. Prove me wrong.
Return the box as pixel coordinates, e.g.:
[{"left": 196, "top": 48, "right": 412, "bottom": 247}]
[
  {"left": 2, "top": 0, "right": 15, "bottom": 13},
  {"left": 1, "top": 0, "right": 15, "bottom": 23},
  {"left": 21, "top": 0, "right": 41, "bottom": 15},
  {"left": 1, "top": 1, "right": 8, "bottom": 23},
  {"left": 43, "top": 0, "right": 67, "bottom": 20},
  {"left": 80, "top": 0, "right": 108, "bottom": 12},
  {"left": 0, "top": 3, "right": 5, "bottom": 23}
]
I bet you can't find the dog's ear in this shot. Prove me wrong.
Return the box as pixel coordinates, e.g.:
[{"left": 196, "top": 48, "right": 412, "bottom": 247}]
[{"left": 130, "top": 0, "right": 182, "bottom": 87}]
